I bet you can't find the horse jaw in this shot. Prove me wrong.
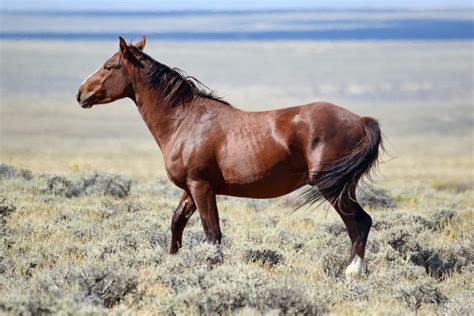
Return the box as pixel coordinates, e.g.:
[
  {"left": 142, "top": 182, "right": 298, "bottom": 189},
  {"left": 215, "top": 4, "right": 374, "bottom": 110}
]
[{"left": 345, "top": 255, "right": 364, "bottom": 279}]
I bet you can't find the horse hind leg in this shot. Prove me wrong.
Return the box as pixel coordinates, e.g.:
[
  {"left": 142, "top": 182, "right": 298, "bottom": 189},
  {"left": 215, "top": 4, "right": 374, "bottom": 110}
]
[{"left": 324, "top": 185, "right": 372, "bottom": 279}]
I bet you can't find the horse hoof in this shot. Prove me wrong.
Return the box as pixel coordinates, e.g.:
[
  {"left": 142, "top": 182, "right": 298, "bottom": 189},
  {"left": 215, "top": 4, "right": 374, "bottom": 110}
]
[
  {"left": 169, "top": 247, "right": 179, "bottom": 255},
  {"left": 345, "top": 255, "right": 364, "bottom": 279}
]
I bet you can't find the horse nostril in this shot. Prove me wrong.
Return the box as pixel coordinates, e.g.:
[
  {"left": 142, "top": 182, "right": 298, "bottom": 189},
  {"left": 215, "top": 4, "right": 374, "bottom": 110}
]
[{"left": 76, "top": 91, "right": 81, "bottom": 102}]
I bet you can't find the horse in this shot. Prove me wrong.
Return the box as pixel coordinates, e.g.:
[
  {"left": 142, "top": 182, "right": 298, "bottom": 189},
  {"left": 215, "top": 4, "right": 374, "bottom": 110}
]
[{"left": 77, "top": 36, "right": 382, "bottom": 278}]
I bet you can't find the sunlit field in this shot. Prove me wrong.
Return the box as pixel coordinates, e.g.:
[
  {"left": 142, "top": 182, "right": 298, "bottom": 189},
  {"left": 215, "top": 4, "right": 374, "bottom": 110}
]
[
  {"left": 1, "top": 38, "right": 473, "bottom": 314},
  {"left": 1, "top": 40, "right": 472, "bottom": 176}
]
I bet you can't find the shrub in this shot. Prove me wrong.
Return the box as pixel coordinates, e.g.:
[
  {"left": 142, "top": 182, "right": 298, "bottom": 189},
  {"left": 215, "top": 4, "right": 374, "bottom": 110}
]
[
  {"left": 257, "top": 285, "right": 322, "bottom": 314},
  {"left": 431, "top": 178, "right": 473, "bottom": 193},
  {"left": 398, "top": 283, "right": 448, "bottom": 311},
  {"left": 387, "top": 230, "right": 421, "bottom": 257},
  {"left": 431, "top": 209, "right": 455, "bottom": 229},
  {"left": 0, "top": 197, "right": 16, "bottom": 237},
  {"left": 43, "top": 172, "right": 132, "bottom": 198},
  {"left": 32, "top": 263, "right": 137, "bottom": 309},
  {"left": 244, "top": 249, "right": 284, "bottom": 267},
  {"left": 324, "top": 222, "right": 347, "bottom": 236},
  {"left": 45, "top": 175, "right": 81, "bottom": 198},
  {"left": 409, "top": 249, "right": 457, "bottom": 279},
  {"left": 157, "top": 267, "right": 325, "bottom": 315},
  {"left": 356, "top": 186, "right": 396, "bottom": 209},
  {"left": 67, "top": 265, "right": 137, "bottom": 308},
  {"left": 410, "top": 246, "right": 474, "bottom": 279},
  {"left": 320, "top": 239, "right": 348, "bottom": 278},
  {"left": 0, "top": 163, "right": 33, "bottom": 180},
  {"left": 0, "top": 197, "right": 16, "bottom": 218}
]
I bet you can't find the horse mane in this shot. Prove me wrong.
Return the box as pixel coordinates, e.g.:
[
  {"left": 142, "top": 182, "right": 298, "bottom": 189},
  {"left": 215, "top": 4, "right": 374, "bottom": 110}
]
[{"left": 128, "top": 46, "right": 229, "bottom": 107}]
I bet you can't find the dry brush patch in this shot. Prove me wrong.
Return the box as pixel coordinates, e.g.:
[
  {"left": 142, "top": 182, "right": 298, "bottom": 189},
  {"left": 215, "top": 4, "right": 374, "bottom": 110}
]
[{"left": 0, "top": 163, "right": 473, "bottom": 315}]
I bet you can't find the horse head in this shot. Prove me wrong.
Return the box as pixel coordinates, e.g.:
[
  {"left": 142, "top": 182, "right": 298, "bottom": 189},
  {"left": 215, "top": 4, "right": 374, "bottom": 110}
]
[{"left": 76, "top": 36, "right": 146, "bottom": 108}]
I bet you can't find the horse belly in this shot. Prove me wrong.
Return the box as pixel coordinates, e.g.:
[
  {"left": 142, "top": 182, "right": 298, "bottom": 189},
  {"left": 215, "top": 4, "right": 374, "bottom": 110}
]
[
  {"left": 217, "top": 148, "right": 307, "bottom": 198},
  {"left": 218, "top": 172, "right": 306, "bottom": 198}
]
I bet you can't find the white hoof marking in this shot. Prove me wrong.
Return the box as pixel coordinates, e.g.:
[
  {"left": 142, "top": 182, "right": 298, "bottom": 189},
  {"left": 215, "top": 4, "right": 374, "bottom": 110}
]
[{"left": 345, "top": 255, "right": 364, "bottom": 279}]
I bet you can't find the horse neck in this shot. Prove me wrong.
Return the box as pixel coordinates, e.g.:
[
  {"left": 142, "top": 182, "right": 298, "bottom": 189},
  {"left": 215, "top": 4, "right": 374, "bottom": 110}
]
[{"left": 128, "top": 68, "right": 189, "bottom": 150}]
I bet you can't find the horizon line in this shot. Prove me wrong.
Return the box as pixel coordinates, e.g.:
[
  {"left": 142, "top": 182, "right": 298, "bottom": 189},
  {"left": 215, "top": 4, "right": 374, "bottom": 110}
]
[{"left": 2, "top": 7, "right": 473, "bottom": 14}]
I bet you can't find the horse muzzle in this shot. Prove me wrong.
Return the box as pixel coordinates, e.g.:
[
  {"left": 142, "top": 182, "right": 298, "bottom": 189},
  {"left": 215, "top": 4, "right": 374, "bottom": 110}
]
[{"left": 76, "top": 90, "right": 95, "bottom": 108}]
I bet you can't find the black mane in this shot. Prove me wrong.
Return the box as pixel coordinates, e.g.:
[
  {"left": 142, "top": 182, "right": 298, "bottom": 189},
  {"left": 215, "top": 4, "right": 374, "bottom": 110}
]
[{"left": 129, "top": 46, "right": 229, "bottom": 107}]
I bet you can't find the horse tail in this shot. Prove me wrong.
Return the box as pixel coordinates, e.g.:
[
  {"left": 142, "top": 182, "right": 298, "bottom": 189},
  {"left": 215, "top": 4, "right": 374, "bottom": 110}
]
[{"left": 295, "top": 117, "right": 382, "bottom": 210}]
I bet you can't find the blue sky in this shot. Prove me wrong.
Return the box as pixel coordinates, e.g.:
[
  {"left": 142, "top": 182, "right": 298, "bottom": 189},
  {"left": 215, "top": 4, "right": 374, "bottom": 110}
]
[{"left": 2, "top": 0, "right": 472, "bottom": 10}]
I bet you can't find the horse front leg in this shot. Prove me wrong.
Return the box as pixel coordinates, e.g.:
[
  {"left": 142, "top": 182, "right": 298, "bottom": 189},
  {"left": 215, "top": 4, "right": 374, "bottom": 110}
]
[
  {"left": 169, "top": 192, "right": 197, "bottom": 254},
  {"left": 188, "top": 181, "right": 222, "bottom": 245}
]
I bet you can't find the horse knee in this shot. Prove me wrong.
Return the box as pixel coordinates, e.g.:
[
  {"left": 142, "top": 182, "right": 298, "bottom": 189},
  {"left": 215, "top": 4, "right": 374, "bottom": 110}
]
[{"left": 171, "top": 198, "right": 191, "bottom": 230}]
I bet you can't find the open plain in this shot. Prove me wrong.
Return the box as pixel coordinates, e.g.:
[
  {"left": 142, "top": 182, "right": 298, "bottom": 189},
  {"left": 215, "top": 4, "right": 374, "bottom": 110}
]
[{"left": 0, "top": 38, "right": 473, "bottom": 314}]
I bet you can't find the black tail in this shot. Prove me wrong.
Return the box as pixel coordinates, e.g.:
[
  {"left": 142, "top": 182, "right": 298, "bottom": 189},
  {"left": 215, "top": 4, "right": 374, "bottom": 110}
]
[{"left": 295, "top": 117, "right": 382, "bottom": 210}]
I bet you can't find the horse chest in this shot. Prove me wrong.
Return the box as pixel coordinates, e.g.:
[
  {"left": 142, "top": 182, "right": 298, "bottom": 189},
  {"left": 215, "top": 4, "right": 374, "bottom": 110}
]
[
  {"left": 160, "top": 147, "right": 186, "bottom": 189},
  {"left": 165, "top": 168, "right": 187, "bottom": 191}
]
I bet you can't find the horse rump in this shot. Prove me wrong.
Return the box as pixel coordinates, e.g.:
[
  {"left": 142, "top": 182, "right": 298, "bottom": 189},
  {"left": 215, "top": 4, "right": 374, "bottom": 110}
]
[{"left": 295, "top": 117, "right": 382, "bottom": 210}]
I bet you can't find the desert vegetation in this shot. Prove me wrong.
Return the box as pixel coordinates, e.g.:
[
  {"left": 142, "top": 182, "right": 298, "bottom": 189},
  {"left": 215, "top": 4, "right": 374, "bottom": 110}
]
[{"left": 0, "top": 162, "right": 472, "bottom": 314}]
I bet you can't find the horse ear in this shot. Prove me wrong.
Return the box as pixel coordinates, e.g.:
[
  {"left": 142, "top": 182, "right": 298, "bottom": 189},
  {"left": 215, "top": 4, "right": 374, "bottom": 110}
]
[
  {"left": 135, "top": 35, "right": 146, "bottom": 51},
  {"left": 119, "top": 36, "right": 129, "bottom": 57},
  {"left": 119, "top": 36, "right": 144, "bottom": 68}
]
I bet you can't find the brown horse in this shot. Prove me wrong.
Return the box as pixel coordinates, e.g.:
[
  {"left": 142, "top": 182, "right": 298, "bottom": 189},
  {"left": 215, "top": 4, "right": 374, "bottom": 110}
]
[{"left": 77, "top": 36, "right": 382, "bottom": 278}]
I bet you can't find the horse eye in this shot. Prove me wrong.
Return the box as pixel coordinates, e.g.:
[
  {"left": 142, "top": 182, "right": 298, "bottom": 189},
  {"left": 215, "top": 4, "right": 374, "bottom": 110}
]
[{"left": 103, "top": 65, "right": 112, "bottom": 71}]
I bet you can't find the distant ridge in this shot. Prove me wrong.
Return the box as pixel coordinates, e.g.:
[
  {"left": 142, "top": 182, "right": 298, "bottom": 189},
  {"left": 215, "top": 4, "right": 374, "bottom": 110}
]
[
  {"left": 1, "top": 20, "right": 473, "bottom": 41},
  {"left": 1, "top": 10, "right": 472, "bottom": 41}
]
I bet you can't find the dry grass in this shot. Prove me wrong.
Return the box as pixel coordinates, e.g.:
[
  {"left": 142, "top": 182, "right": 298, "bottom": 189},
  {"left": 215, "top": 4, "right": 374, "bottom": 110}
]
[{"left": 0, "top": 162, "right": 472, "bottom": 315}]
